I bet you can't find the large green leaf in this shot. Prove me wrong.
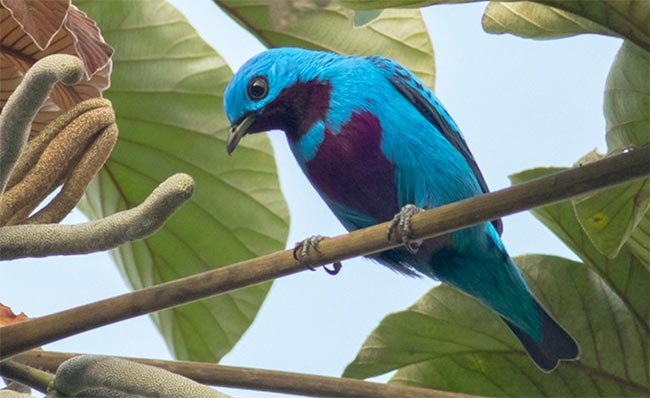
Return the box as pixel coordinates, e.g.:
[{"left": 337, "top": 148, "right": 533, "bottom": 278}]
[
  {"left": 339, "top": 0, "right": 650, "bottom": 48},
  {"left": 216, "top": 0, "right": 435, "bottom": 89},
  {"left": 604, "top": 41, "right": 650, "bottom": 152},
  {"left": 628, "top": 212, "right": 650, "bottom": 270},
  {"left": 510, "top": 168, "right": 649, "bottom": 331},
  {"left": 573, "top": 175, "right": 649, "bottom": 258},
  {"left": 567, "top": 41, "right": 650, "bottom": 258},
  {"left": 482, "top": 2, "right": 614, "bottom": 40},
  {"left": 75, "top": 0, "right": 289, "bottom": 362},
  {"left": 539, "top": 1, "right": 649, "bottom": 50},
  {"left": 338, "top": 0, "right": 474, "bottom": 9},
  {"left": 344, "top": 255, "right": 650, "bottom": 397}
]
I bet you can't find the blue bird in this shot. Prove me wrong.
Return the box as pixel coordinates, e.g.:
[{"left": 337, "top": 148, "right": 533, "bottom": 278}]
[{"left": 223, "top": 47, "right": 579, "bottom": 371}]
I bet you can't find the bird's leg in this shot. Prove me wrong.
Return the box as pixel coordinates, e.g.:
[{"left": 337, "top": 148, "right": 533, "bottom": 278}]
[
  {"left": 293, "top": 235, "right": 342, "bottom": 275},
  {"left": 387, "top": 204, "right": 424, "bottom": 254}
]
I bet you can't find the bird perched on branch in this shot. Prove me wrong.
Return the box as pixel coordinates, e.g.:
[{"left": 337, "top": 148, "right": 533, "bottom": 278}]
[{"left": 223, "top": 47, "right": 579, "bottom": 371}]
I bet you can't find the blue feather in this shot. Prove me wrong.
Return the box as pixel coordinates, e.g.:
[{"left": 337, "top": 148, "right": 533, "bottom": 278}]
[{"left": 224, "top": 47, "right": 579, "bottom": 371}]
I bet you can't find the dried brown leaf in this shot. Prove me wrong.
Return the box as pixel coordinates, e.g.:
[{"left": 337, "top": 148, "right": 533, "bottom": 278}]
[
  {"left": 64, "top": 6, "right": 113, "bottom": 78},
  {"left": 0, "top": 0, "right": 70, "bottom": 50},
  {"left": 0, "top": 303, "right": 28, "bottom": 327},
  {"left": 0, "top": 4, "right": 112, "bottom": 137}
]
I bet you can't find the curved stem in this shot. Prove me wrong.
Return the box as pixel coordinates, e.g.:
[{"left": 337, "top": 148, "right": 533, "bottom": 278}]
[
  {"left": 0, "top": 55, "right": 84, "bottom": 194},
  {"left": 26, "top": 123, "right": 118, "bottom": 224},
  {"left": 0, "top": 173, "right": 194, "bottom": 260},
  {"left": 0, "top": 104, "right": 115, "bottom": 225}
]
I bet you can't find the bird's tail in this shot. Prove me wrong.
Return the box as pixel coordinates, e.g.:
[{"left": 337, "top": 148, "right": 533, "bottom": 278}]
[
  {"left": 501, "top": 301, "right": 580, "bottom": 372},
  {"left": 431, "top": 223, "right": 580, "bottom": 371}
]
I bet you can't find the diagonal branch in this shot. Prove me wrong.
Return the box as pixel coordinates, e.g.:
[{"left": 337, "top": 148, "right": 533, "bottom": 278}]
[
  {"left": 0, "top": 147, "right": 647, "bottom": 361},
  {"left": 13, "top": 350, "right": 476, "bottom": 398},
  {"left": 0, "top": 173, "right": 194, "bottom": 260}
]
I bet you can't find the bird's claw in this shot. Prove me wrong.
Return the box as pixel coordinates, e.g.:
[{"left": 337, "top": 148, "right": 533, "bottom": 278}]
[
  {"left": 388, "top": 204, "right": 424, "bottom": 254},
  {"left": 293, "top": 235, "right": 342, "bottom": 275}
]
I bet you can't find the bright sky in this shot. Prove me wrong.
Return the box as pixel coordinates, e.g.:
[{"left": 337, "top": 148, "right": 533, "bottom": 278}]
[{"left": 1, "top": 1, "right": 622, "bottom": 397}]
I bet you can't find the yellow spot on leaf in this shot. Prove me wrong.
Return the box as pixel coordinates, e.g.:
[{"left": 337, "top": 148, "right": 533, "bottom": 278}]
[{"left": 589, "top": 212, "right": 609, "bottom": 229}]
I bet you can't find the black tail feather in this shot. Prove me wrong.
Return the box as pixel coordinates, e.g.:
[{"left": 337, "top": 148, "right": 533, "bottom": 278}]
[{"left": 502, "top": 302, "right": 580, "bottom": 372}]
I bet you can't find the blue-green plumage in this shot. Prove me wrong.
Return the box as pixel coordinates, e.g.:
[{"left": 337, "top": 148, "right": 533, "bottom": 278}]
[{"left": 224, "top": 47, "right": 579, "bottom": 371}]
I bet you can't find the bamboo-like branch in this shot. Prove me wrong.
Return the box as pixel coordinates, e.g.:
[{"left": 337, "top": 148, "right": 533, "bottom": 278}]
[
  {"left": 14, "top": 351, "right": 475, "bottom": 398},
  {"left": 0, "top": 148, "right": 647, "bottom": 361},
  {"left": 0, "top": 173, "right": 194, "bottom": 260},
  {"left": 0, "top": 359, "right": 53, "bottom": 394},
  {"left": 0, "top": 54, "right": 84, "bottom": 195}
]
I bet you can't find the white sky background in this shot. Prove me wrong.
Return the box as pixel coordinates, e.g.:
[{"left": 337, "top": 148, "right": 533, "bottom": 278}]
[{"left": 1, "top": 1, "right": 622, "bottom": 397}]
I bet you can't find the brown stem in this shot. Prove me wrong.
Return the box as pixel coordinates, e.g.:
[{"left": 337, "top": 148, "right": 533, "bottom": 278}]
[
  {"left": 14, "top": 350, "right": 475, "bottom": 398},
  {"left": 0, "top": 147, "right": 647, "bottom": 361}
]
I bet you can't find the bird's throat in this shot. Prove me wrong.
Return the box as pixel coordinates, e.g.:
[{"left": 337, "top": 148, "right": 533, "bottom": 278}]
[{"left": 263, "top": 79, "right": 333, "bottom": 140}]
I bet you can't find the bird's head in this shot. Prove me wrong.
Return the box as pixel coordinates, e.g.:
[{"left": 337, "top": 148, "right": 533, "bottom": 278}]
[{"left": 223, "top": 47, "right": 336, "bottom": 155}]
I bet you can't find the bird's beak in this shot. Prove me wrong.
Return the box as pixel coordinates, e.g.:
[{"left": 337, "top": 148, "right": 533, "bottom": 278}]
[{"left": 226, "top": 113, "right": 256, "bottom": 155}]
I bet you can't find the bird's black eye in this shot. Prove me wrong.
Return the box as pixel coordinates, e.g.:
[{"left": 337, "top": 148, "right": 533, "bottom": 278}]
[{"left": 247, "top": 76, "right": 268, "bottom": 100}]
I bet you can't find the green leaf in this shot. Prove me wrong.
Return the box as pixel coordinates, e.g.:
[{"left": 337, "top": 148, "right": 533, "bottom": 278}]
[
  {"left": 353, "top": 9, "right": 383, "bottom": 26},
  {"left": 339, "top": 0, "right": 649, "bottom": 48},
  {"left": 216, "top": 0, "right": 435, "bottom": 89},
  {"left": 344, "top": 255, "right": 650, "bottom": 397},
  {"left": 510, "top": 168, "right": 649, "bottom": 331},
  {"left": 563, "top": 41, "right": 650, "bottom": 258},
  {"left": 75, "top": 0, "right": 289, "bottom": 362},
  {"left": 338, "top": 0, "right": 475, "bottom": 10},
  {"left": 482, "top": 2, "right": 614, "bottom": 40},
  {"left": 628, "top": 212, "right": 650, "bottom": 270},
  {"left": 539, "top": 1, "right": 650, "bottom": 50},
  {"left": 573, "top": 176, "right": 650, "bottom": 258},
  {"left": 526, "top": 41, "right": 650, "bottom": 259},
  {"left": 566, "top": 151, "right": 650, "bottom": 259},
  {"left": 605, "top": 41, "right": 650, "bottom": 152}
]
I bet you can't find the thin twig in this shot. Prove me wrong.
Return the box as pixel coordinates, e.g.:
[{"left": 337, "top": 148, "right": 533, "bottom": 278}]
[
  {"left": 0, "top": 359, "right": 53, "bottom": 394},
  {"left": 14, "top": 350, "right": 475, "bottom": 398},
  {"left": 0, "top": 148, "right": 647, "bottom": 361}
]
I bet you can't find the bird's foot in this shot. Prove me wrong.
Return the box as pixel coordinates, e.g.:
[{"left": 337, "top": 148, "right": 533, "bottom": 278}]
[
  {"left": 293, "top": 235, "right": 342, "bottom": 276},
  {"left": 388, "top": 204, "right": 424, "bottom": 254}
]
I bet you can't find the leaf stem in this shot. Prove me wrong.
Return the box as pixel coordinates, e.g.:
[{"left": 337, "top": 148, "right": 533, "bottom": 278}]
[
  {"left": 0, "top": 359, "right": 53, "bottom": 394},
  {"left": 0, "top": 147, "right": 647, "bottom": 361}
]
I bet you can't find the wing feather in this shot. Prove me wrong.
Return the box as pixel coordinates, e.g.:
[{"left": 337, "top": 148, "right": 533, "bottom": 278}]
[{"left": 368, "top": 56, "right": 503, "bottom": 235}]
